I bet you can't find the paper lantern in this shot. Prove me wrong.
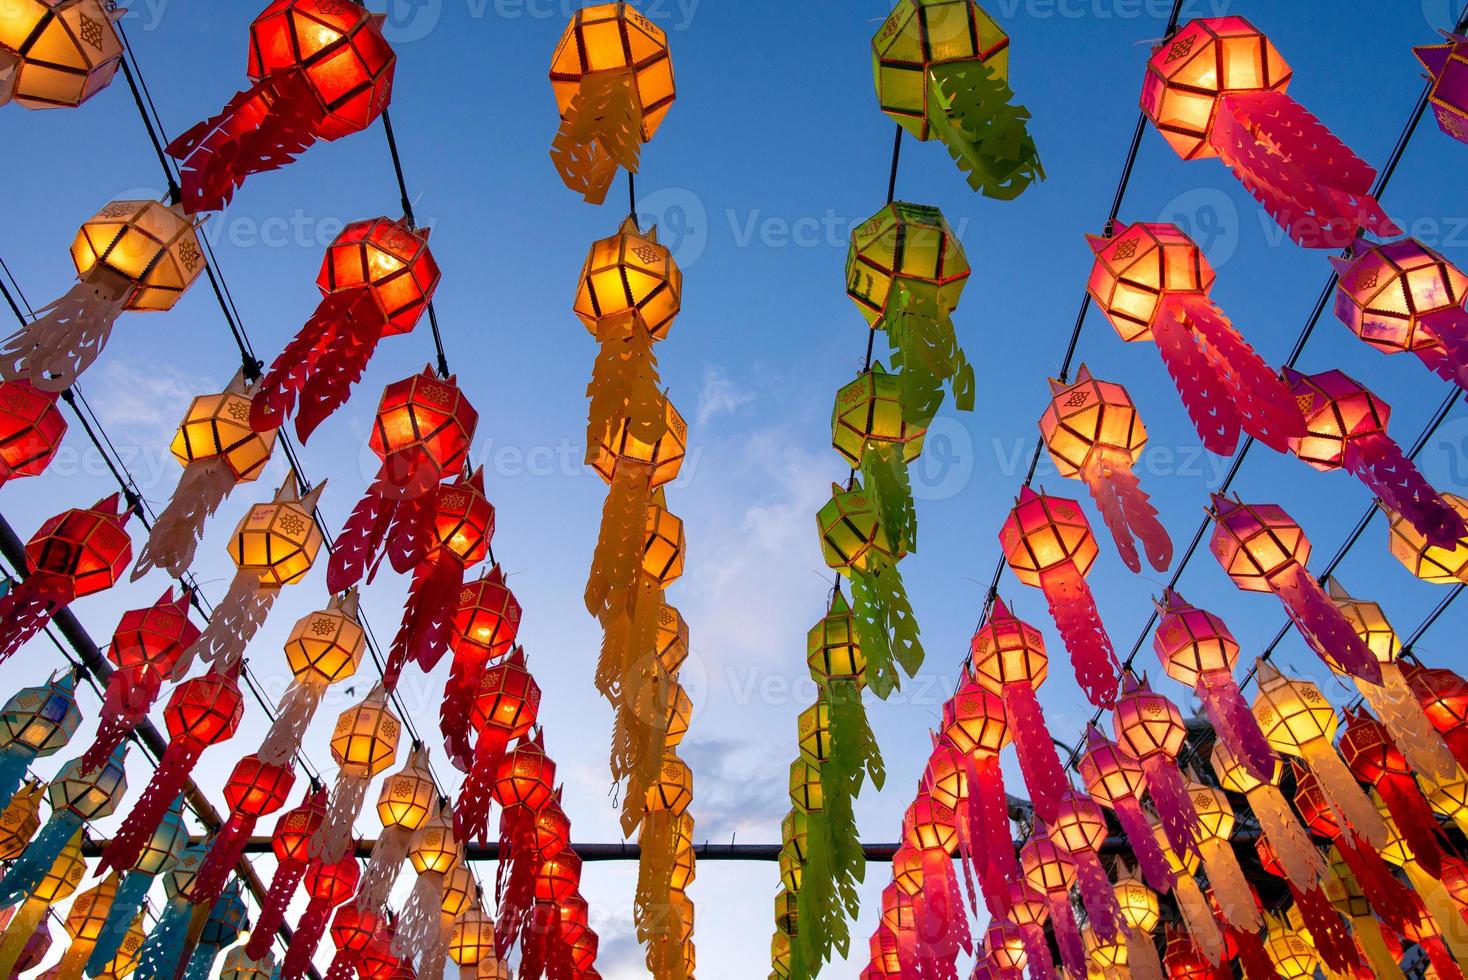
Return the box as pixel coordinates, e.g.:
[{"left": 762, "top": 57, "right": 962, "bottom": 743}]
[
  {"left": 1388, "top": 491, "right": 1468, "bottom": 584},
  {"left": 1000, "top": 487, "right": 1118, "bottom": 708},
  {"left": 1263, "top": 920, "right": 1320, "bottom": 980},
  {"left": 1252, "top": 663, "right": 1388, "bottom": 848},
  {"left": 1210, "top": 738, "right": 1326, "bottom": 893},
  {"left": 1077, "top": 725, "right": 1172, "bottom": 893},
  {"left": 220, "top": 948, "right": 276, "bottom": 980},
  {"left": 189, "top": 753, "right": 295, "bottom": 904},
  {"left": 0, "top": 671, "right": 80, "bottom": 808},
  {"left": 1146, "top": 818, "right": 1224, "bottom": 967},
  {"left": 1208, "top": 495, "right": 1381, "bottom": 683},
  {"left": 253, "top": 217, "right": 439, "bottom": 441},
  {"left": 135, "top": 371, "right": 277, "bottom": 580},
  {"left": 1086, "top": 221, "right": 1303, "bottom": 455},
  {"left": 1340, "top": 708, "right": 1450, "bottom": 880},
  {"left": 1153, "top": 590, "right": 1273, "bottom": 780},
  {"left": 0, "top": 494, "right": 130, "bottom": 663},
  {"left": 1185, "top": 781, "right": 1261, "bottom": 932},
  {"left": 846, "top": 201, "right": 974, "bottom": 423},
  {"left": 279, "top": 852, "right": 359, "bottom": 980},
  {"left": 245, "top": 787, "right": 326, "bottom": 961},
  {"left": 54, "top": 872, "right": 119, "bottom": 980},
  {"left": 1286, "top": 366, "right": 1466, "bottom": 547},
  {"left": 871, "top": 0, "right": 1041, "bottom": 196},
  {"left": 1020, "top": 827, "right": 1085, "bottom": 977},
  {"left": 312, "top": 684, "right": 399, "bottom": 863},
  {"left": 81, "top": 589, "right": 198, "bottom": 774},
  {"left": 101, "top": 667, "right": 241, "bottom": 874},
  {"left": 82, "top": 793, "right": 185, "bottom": 978},
  {"left": 0, "top": 782, "right": 43, "bottom": 861},
  {"left": 1250, "top": 836, "right": 1361, "bottom": 977},
  {"left": 1141, "top": 16, "right": 1396, "bottom": 248},
  {"left": 0, "top": 832, "right": 83, "bottom": 978},
  {"left": 180, "top": 879, "right": 248, "bottom": 980},
  {"left": 323, "top": 903, "right": 383, "bottom": 980},
  {"left": 1417, "top": 33, "right": 1468, "bottom": 146},
  {"left": 0, "top": 0, "right": 122, "bottom": 108},
  {"left": 548, "top": 3, "right": 675, "bottom": 203},
  {"left": 1162, "top": 926, "right": 1219, "bottom": 980},
  {"left": 91, "top": 911, "right": 143, "bottom": 980},
  {"left": 940, "top": 680, "right": 1017, "bottom": 919},
  {"left": 899, "top": 792, "right": 967, "bottom": 958},
  {"left": 1112, "top": 673, "right": 1203, "bottom": 868},
  {"left": 455, "top": 647, "right": 540, "bottom": 844},
  {"left": 1050, "top": 792, "right": 1124, "bottom": 942},
  {"left": 493, "top": 734, "right": 559, "bottom": 953},
  {"left": 0, "top": 380, "right": 64, "bottom": 487},
  {"left": 1113, "top": 862, "right": 1159, "bottom": 935},
  {"left": 259, "top": 590, "right": 365, "bottom": 767},
  {"left": 328, "top": 368, "right": 477, "bottom": 595},
  {"left": 399, "top": 802, "right": 461, "bottom": 965},
  {"left": 985, "top": 921, "right": 1028, "bottom": 974},
  {"left": 1407, "top": 664, "right": 1468, "bottom": 772},
  {"left": 444, "top": 564, "right": 522, "bottom": 770},
  {"left": 1, "top": 200, "right": 204, "bottom": 390},
  {"left": 576, "top": 217, "right": 682, "bottom": 340},
  {"left": 1040, "top": 365, "right": 1170, "bottom": 573},
  {"left": 834, "top": 365, "right": 926, "bottom": 563},
  {"left": 167, "top": 0, "right": 395, "bottom": 213}
]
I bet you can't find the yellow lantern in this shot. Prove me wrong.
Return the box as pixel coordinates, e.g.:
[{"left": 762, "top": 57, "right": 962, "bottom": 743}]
[
  {"left": 169, "top": 375, "right": 276, "bottom": 481},
  {"left": 1085, "top": 926, "right": 1127, "bottom": 969},
  {"left": 95, "top": 912, "right": 145, "bottom": 980},
  {"left": 589, "top": 395, "right": 687, "bottom": 490},
  {"left": 646, "top": 755, "right": 694, "bottom": 815},
  {"left": 669, "top": 844, "right": 696, "bottom": 892},
  {"left": 789, "top": 759, "right": 822, "bottom": 813},
  {"left": 229, "top": 477, "right": 325, "bottom": 588},
  {"left": 0, "top": 831, "right": 85, "bottom": 977},
  {"left": 665, "top": 682, "right": 692, "bottom": 749},
  {"left": 642, "top": 488, "right": 686, "bottom": 587},
  {"left": 0, "top": 781, "right": 43, "bottom": 859},
  {"left": 69, "top": 199, "right": 205, "bottom": 313},
  {"left": 778, "top": 846, "right": 801, "bottom": 892},
  {"left": 1422, "top": 771, "right": 1468, "bottom": 835},
  {"left": 0, "top": 0, "right": 123, "bottom": 109},
  {"left": 781, "top": 809, "right": 808, "bottom": 864},
  {"left": 797, "top": 697, "right": 831, "bottom": 765},
  {"left": 313, "top": 685, "right": 400, "bottom": 863},
  {"left": 656, "top": 603, "right": 690, "bottom": 676},
  {"left": 284, "top": 591, "right": 366, "bottom": 685},
  {"left": 575, "top": 217, "right": 682, "bottom": 340},
  {"left": 1387, "top": 492, "right": 1468, "bottom": 583},
  {"left": 441, "top": 865, "right": 476, "bottom": 918},
  {"left": 846, "top": 201, "right": 970, "bottom": 328},
  {"left": 772, "top": 929, "right": 792, "bottom": 977},
  {"left": 1264, "top": 919, "right": 1320, "bottom": 980},
  {"left": 55, "top": 871, "right": 118, "bottom": 980},
  {"left": 408, "top": 802, "right": 461, "bottom": 877},
  {"left": 378, "top": 749, "right": 436, "bottom": 832},
  {"left": 806, "top": 590, "right": 865, "bottom": 688},
  {"left": 872, "top": 0, "right": 1008, "bottom": 139},
  {"left": 831, "top": 365, "right": 927, "bottom": 468},
  {"left": 1112, "top": 862, "right": 1159, "bottom": 934},
  {"left": 448, "top": 909, "right": 496, "bottom": 967}
]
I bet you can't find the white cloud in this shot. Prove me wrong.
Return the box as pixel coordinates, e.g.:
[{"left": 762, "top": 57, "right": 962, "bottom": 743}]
[
  {"left": 85, "top": 357, "right": 210, "bottom": 442},
  {"left": 694, "top": 365, "right": 757, "bottom": 427}
]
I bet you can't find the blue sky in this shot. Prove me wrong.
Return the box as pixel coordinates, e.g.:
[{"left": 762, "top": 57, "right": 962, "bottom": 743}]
[{"left": 3, "top": 0, "right": 1468, "bottom": 976}]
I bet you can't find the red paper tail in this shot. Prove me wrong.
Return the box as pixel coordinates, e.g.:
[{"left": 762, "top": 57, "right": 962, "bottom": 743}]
[
  {"left": 454, "top": 728, "right": 511, "bottom": 846},
  {"left": 1224, "top": 922, "right": 1279, "bottom": 980},
  {"left": 1289, "top": 880, "right": 1363, "bottom": 975},
  {"left": 326, "top": 465, "right": 436, "bottom": 594},
  {"left": 1142, "top": 754, "right": 1201, "bottom": 864},
  {"left": 388, "top": 554, "right": 463, "bottom": 684},
  {"left": 1114, "top": 795, "right": 1175, "bottom": 893},
  {"left": 1422, "top": 936, "right": 1466, "bottom": 980},
  {"left": 1378, "top": 773, "right": 1448, "bottom": 880},
  {"left": 1179, "top": 294, "right": 1306, "bottom": 453},
  {"left": 246, "top": 858, "right": 307, "bottom": 960},
  {"left": 190, "top": 812, "right": 256, "bottom": 904},
  {"left": 968, "top": 753, "right": 1017, "bottom": 919},
  {"left": 0, "top": 572, "right": 69, "bottom": 662},
  {"left": 79, "top": 668, "right": 158, "bottom": 773},
  {"left": 1002, "top": 684, "right": 1067, "bottom": 825},
  {"left": 1196, "top": 670, "right": 1277, "bottom": 783},
  {"left": 100, "top": 741, "right": 201, "bottom": 874},
  {"left": 322, "top": 952, "right": 356, "bottom": 980},
  {"left": 1020, "top": 923, "right": 1058, "bottom": 980},
  {"left": 495, "top": 806, "right": 539, "bottom": 954},
  {"left": 166, "top": 71, "right": 327, "bottom": 214},
  {"left": 915, "top": 848, "right": 970, "bottom": 963},
  {"left": 1335, "top": 834, "right": 1419, "bottom": 934},
  {"left": 280, "top": 896, "right": 331, "bottom": 980},
  {"left": 1082, "top": 452, "right": 1172, "bottom": 574},
  {"left": 1347, "top": 434, "right": 1468, "bottom": 549},
  {"left": 441, "top": 645, "right": 489, "bottom": 772},
  {"left": 1046, "top": 893, "right": 1086, "bottom": 978},
  {"left": 1276, "top": 566, "right": 1383, "bottom": 684},
  {"left": 1420, "top": 306, "right": 1468, "bottom": 393},
  {"left": 1071, "top": 849, "right": 1123, "bottom": 942},
  {"left": 1213, "top": 90, "right": 1399, "bottom": 249},
  {"left": 1151, "top": 306, "right": 1245, "bottom": 455},
  {"left": 1038, "top": 566, "right": 1119, "bottom": 709}
]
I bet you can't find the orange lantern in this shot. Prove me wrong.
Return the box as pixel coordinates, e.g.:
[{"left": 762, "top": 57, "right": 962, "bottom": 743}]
[
  {"left": 0, "top": 0, "right": 122, "bottom": 109},
  {"left": 575, "top": 217, "right": 682, "bottom": 340},
  {"left": 246, "top": 787, "right": 327, "bottom": 961},
  {"left": 1112, "top": 672, "right": 1202, "bottom": 869},
  {"left": 1387, "top": 491, "right": 1468, "bottom": 585},
  {"left": 260, "top": 590, "right": 365, "bottom": 767},
  {"left": 455, "top": 648, "right": 540, "bottom": 845},
  {"left": 190, "top": 753, "right": 294, "bottom": 904},
  {"left": 1020, "top": 827, "right": 1085, "bottom": 977},
  {"left": 940, "top": 679, "right": 1016, "bottom": 917},
  {"left": 1049, "top": 791, "right": 1124, "bottom": 942},
  {"left": 1210, "top": 738, "right": 1326, "bottom": 894},
  {"left": 0, "top": 380, "right": 65, "bottom": 488},
  {"left": 312, "top": 685, "right": 400, "bottom": 863}
]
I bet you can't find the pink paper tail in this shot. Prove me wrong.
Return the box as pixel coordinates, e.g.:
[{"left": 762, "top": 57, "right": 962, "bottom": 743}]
[
  {"left": 1420, "top": 306, "right": 1468, "bottom": 393},
  {"left": 1196, "top": 670, "right": 1277, "bottom": 783},
  {"left": 494, "top": 806, "right": 539, "bottom": 954},
  {"left": 952, "top": 802, "right": 982, "bottom": 916},
  {"left": 1071, "top": 848, "right": 1122, "bottom": 942},
  {"left": 0, "top": 572, "right": 67, "bottom": 663},
  {"left": 1142, "top": 754, "right": 1201, "bottom": 863},
  {"left": 189, "top": 812, "right": 255, "bottom": 904},
  {"left": 246, "top": 859, "right": 307, "bottom": 960},
  {"left": 1151, "top": 307, "right": 1244, "bottom": 456},
  {"left": 1178, "top": 294, "right": 1306, "bottom": 454},
  {"left": 1114, "top": 795, "right": 1175, "bottom": 893},
  {"left": 1046, "top": 893, "right": 1086, "bottom": 979},
  {"left": 1081, "top": 452, "right": 1172, "bottom": 574},
  {"left": 100, "top": 741, "right": 201, "bottom": 874},
  {"left": 1346, "top": 435, "right": 1468, "bottom": 549},
  {"left": 1021, "top": 924, "right": 1057, "bottom": 980},
  {"left": 1002, "top": 684, "right": 1067, "bottom": 824},
  {"left": 917, "top": 848, "right": 971, "bottom": 962},
  {"left": 972, "top": 754, "right": 1020, "bottom": 904},
  {"left": 1289, "top": 880, "right": 1363, "bottom": 976},
  {"left": 1213, "top": 90, "right": 1399, "bottom": 249},
  {"left": 80, "top": 669, "right": 156, "bottom": 773},
  {"left": 1038, "top": 566, "right": 1118, "bottom": 708},
  {"left": 1275, "top": 566, "right": 1383, "bottom": 684},
  {"left": 280, "top": 896, "right": 330, "bottom": 980}
]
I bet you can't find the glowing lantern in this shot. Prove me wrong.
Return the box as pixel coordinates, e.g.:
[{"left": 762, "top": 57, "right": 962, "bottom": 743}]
[
  {"left": 0, "top": 493, "right": 130, "bottom": 663},
  {"left": 1146, "top": 818, "right": 1223, "bottom": 966},
  {"left": 260, "top": 590, "right": 365, "bottom": 767},
  {"left": 985, "top": 920, "right": 1028, "bottom": 975},
  {"left": 1332, "top": 237, "right": 1468, "bottom": 391},
  {"left": 871, "top": 0, "right": 1042, "bottom": 197},
  {"left": 1417, "top": 33, "right": 1468, "bottom": 146},
  {"left": 1287, "top": 366, "right": 1466, "bottom": 547},
  {"left": 0, "top": 832, "right": 83, "bottom": 977},
  {"left": 83, "top": 588, "right": 201, "bottom": 778},
  {"left": 967, "top": 599, "right": 1067, "bottom": 822},
  {"left": 1340, "top": 708, "right": 1450, "bottom": 879},
  {"left": 1077, "top": 725, "right": 1172, "bottom": 893},
  {"left": 1084, "top": 927, "right": 1127, "bottom": 973},
  {"left": 456, "top": 648, "right": 540, "bottom": 843},
  {"left": 834, "top": 364, "right": 926, "bottom": 565},
  {"left": 448, "top": 906, "right": 495, "bottom": 968},
  {"left": 1209, "top": 738, "right": 1325, "bottom": 893},
  {"left": 899, "top": 792, "right": 967, "bottom": 958},
  {"left": 493, "top": 734, "right": 558, "bottom": 951},
  {"left": 1141, "top": 17, "right": 1396, "bottom": 248},
  {"left": 1251, "top": 836, "right": 1361, "bottom": 977},
  {"left": 665, "top": 681, "right": 692, "bottom": 749},
  {"left": 0, "top": 380, "right": 64, "bottom": 487},
  {"left": 548, "top": 3, "right": 675, "bottom": 203},
  {"left": 1111, "top": 673, "right": 1201, "bottom": 867},
  {"left": 183, "top": 476, "right": 326, "bottom": 674},
  {"left": 636, "top": 760, "right": 693, "bottom": 975},
  {"left": 1039, "top": 365, "right": 1169, "bottom": 573},
  {"left": 191, "top": 753, "right": 294, "bottom": 904},
  {"left": 1208, "top": 495, "right": 1381, "bottom": 683},
  {"left": 1, "top": 200, "right": 205, "bottom": 390},
  {"left": 0, "top": 671, "right": 80, "bottom": 808},
  {"left": 0, "top": 782, "right": 43, "bottom": 861},
  {"left": 1000, "top": 486, "right": 1119, "bottom": 708},
  {"left": 103, "top": 666, "right": 243, "bottom": 879},
  {"left": 1153, "top": 590, "right": 1273, "bottom": 781},
  {"left": 82, "top": 793, "right": 185, "bottom": 976},
  {"left": 1185, "top": 780, "right": 1260, "bottom": 932},
  {"left": 1020, "top": 827, "right": 1085, "bottom": 977},
  {"left": 1408, "top": 664, "right": 1468, "bottom": 771},
  {"left": 328, "top": 367, "right": 477, "bottom": 594},
  {"left": 280, "top": 852, "right": 359, "bottom": 980},
  {"left": 1086, "top": 221, "right": 1303, "bottom": 455},
  {"left": 313, "top": 684, "right": 400, "bottom": 863},
  {"left": 846, "top": 202, "right": 974, "bottom": 423},
  {"left": 0, "top": 0, "right": 122, "bottom": 108},
  {"left": 220, "top": 948, "right": 277, "bottom": 980},
  {"left": 323, "top": 903, "right": 382, "bottom": 980},
  {"left": 245, "top": 787, "right": 326, "bottom": 961},
  {"left": 354, "top": 744, "right": 437, "bottom": 914},
  {"left": 92, "top": 911, "right": 143, "bottom": 980},
  {"left": 1049, "top": 792, "right": 1124, "bottom": 941},
  {"left": 135, "top": 371, "right": 277, "bottom": 580},
  {"left": 1388, "top": 491, "right": 1468, "bottom": 585},
  {"left": 400, "top": 801, "right": 461, "bottom": 963},
  {"left": 54, "top": 871, "right": 119, "bottom": 980},
  {"left": 1263, "top": 919, "right": 1320, "bottom": 980},
  {"left": 1112, "top": 861, "right": 1164, "bottom": 979},
  {"left": 167, "top": 0, "right": 395, "bottom": 213},
  {"left": 1162, "top": 926, "right": 1218, "bottom": 980},
  {"left": 1251, "top": 663, "right": 1388, "bottom": 848},
  {"left": 576, "top": 217, "right": 682, "bottom": 340},
  {"left": 445, "top": 564, "right": 522, "bottom": 768}
]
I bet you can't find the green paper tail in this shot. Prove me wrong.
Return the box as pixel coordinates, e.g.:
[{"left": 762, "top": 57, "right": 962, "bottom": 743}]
[
  {"left": 793, "top": 788, "right": 861, "bottom": 975},
  {"left": 927, "top": 60, "right": 1045, "bottom": 200},
  {"left": 885, "top": 285, "right": 976, "bottom": 426},
  {"left": 826, "top": 677, "right": 885, "bottom": 794},
  {"left": 850, "top": 567, "right": 899, "bottom": 699},
  {"left": 871, "top": 554, "right": 923, "bottom": 678},
  {"left": 861, "top": 442, "right": 917, "bottom": 556}
]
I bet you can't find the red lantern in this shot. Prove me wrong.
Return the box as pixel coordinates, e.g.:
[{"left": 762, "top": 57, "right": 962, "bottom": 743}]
[
  {"left": 1049, "top": 792, "right": 1124, "bottom": 943},
  {"left": 454, "top": 648, "right": 540, "bottom": 845},
  {"left": 444, "top": 565, "right": 522, "bottom": 769},
  {"left": 80, "top": 587, "right": 199, "bottom": 772},
  {"left": 100, "top": 666, "right": 244, "bottom": 874},
  {"left": 1208, "top": 495, "right": 1381, "bottom": 684},
  {"left": 246, "top": 787, "right": 326, "bottom": 960},
  {"left": 1020, "top": 827, "right": 1084, "bottom": 977},
  {"left": 1153, "top": 590, "right": 1274, "bottom": 782},
  {"left": 280, "top": 852, "right": 359, "bottom": 980},
  {"left": 1078, "top": 725, "right": 1173, "bottom": 894},
  {"left": 940, "top": 681, "right": 1014, "bottom": 918},
  {"left": 1340, "top": 708, "right": 1449, "bottom": 880},
  {"left": 493, "top": 734, "right": 558, "bottom": 951},
  {"left": 1087, "top": 221, "right": 1304, "bottom": 456},
  {"left": 1140, "top": 16, "right": 1396, "bottom": 248},
  {"left": 167, "top": 0, "right": 396, "bottom": 213},
  {"left": 1285, "top": 367, "right": 1466, "bottom": 548},
  {"left": 190, "top": 753, "right": 295, "bottom": 904},
  {"left": 1407, "top": 665, "right": 1468, "bottom": 770},
  {"left": 323, "top": 902, "right": 382, "bottom": 980},
  {"left": 535, "top": 853, "right": 583, "bottom": 906},
  {"left": 0, "top": 380, "right": 64, "bottom": 487},
  {"left": 1252, "top": 837, "right": 1362, "bottom": 976},
  {"left": 900, "top": 793, "right": 967, "bottom": 964},
  {"left": 252, "top": 218, "right": 439, "bottom": 441},
  {"left": 1112, "top": 673, "right": 1202, "bottom": 868},
  {"left": 999, "top": 486, "right": 1119, "bottom": 708},
  {"left": 0, "top": 493, "right": 131, "bottom": 662},
  {"left": 327, "top": 368, "right": 477, "bottom": 596},
  {"left": 1163, "top": 925, "right": 1225, "bottom": 980}
]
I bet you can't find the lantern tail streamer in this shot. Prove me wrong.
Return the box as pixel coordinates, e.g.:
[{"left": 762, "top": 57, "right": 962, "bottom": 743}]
[
  {"left": 585, "top": 463, "right": 652, "bottom": 620},
  {"left": 1299, "top": 739, "right": 1390, "bottom": 848},
  {"left": 1289, "top": 879, "right": 1362, "bottom": 974},
  {"left": 85, "top": 870, "right": 152, "bottom": 977},
  {"left": 327, "top": 461, "right": 436, "bottom": 593},
  {"left": 258, "top": 680, "right": 326, "bottom": 767},
  {"left": 827, "top": 678, "right": 885, "bottom": 799},
  {"left": 1378, "top": 772, "right": 1449, "bottom": 879},
  {"left": 1224, "top": 923, "right": 1277, "bottom": 980},
  {"left": 1346, "top": 436, "right": 1468, "bottom": 549},
  {"left": 1141, "top": 755, "right": 1200, "bottom": 862},
  {"left": 0, "top": 900, "right": 48, "bottom": 980},
  {"left": 494, "top": 806, "right": 538, "bottom": 952},
  {"left": 615, "top": 659, "right": 672, "bottom": 837},
  {"left": 918, "top": 848, "right": 970, "bottom": 964},
  {"left": 1113, "top": 795, "right": 1175, "bottom": 893},
  {"left": 1211, "top": 90, "right": 1399, "bottom": 249},
  {"left": 884, "top": 284, "right": 975, "bottom": 426},
  {"left": 796, "top": 793, "right": 861, "bottom": 972},
  {"left": 442, "top": 647, "right": 489, "bottom": 772},
  {"left": 165, "top": 71, "right": 326, "bottom": 215},
  {"left": 1274, "top": 567, "right": 1382, "bottom": 685},
  {"left": 394, "top": 873, "right": 445, "bottom": 968},
  {"left": 131, "top": 460, "right": 235, "bottom": 582},
  {"left": 1037, "top": 566, "right": 1118, "bottom": 709},
  {"left": 1336, "top": 835, "right": 1421, "bottom": 936},
  {"left": 0, "top": 754, "right": 32, "bottom": 813},
  {"left": 0, "top": 269, "right": 132, "bottom": 392},
  {"left": 1248, "top": 784, "right": 1327, "bottom": 890},
  {"left": 925, "top": 60, "right": 1044, "bottom": 201},
  {"left": 550, "top": 68, "right": 642, "bottom": 206},
  {"left": 1419, "top": 306, "right": 1468, "bottom": 391},
  {"left": 1071, "top": 849, "right": 1122, "bottom": 941},
  {"left": 1173, "top": 874, "right": 1225, "bottom": 965},
  {"left": 0, "top": 570, "right": 71, "bottom": 663},
  {"left": 250, "top": 289, "right": 386, "bottom": 443},
  {"left": 453, "top": 729, "right": 510, "bottom": 846},
  {"left": 1125, "top": 926, "right": 1164, "bottom": 980},
  {"left": 386, "top": 552, "right": 461, "bottom": 683},
  {"left": 1419, "top": 936, "right": 1465, "bottom": 980},
  {"left": 177, "top": 569, "right": 276, "bottom": 676},
  {"left": 1044, "top": 894, "right": 1085, "bottom": 978},
  {"left": 80, "top": 670, "right": 159, "bottom": 774},
  {"left": 246, "top": 861, "right": 308, "bottom": 961},
  {"left": 586, "top": 313, "right": 665, "bottom": 454},
  {"left": 634, "top": 810, "right": 685, "bottom": 973},
  {"left": 968, "top": 753, "right": 1016, "bottom": 916},
  {"left": 1019, "top": 924, "right": 1056, "bottom": 980},
  {"left": 1149, "top": 310, "right": 1245, "bottom": 456},
  {"left": 190, "top": 813, "right": 254, "bottom": 906},
  {"left": 1000, "top": 684, "right": 1066, "bottom": 825},
  {"left": 133, "top": 898, "right": 191, "bottom": 980},
  {"left": 1196, "top": 671, "right": 1275, "bottom": 782},
  {"left": 861, "top": 443, "right": 916, "bottom": 556},
  {"left": 312, "top": 769, "right": 370, "bottom": 864},
  {"left": 1199, "top": 839, "right": 1260, "bottom": 932},
  {"left": 0, "top": 812, "right": 81, "bottom": 907},
  {"left": 850, "top": 555, "right": 923, "bottom": 693},
  {"left": 1362, "top": 664, "right": 1460, "bottom": 781},
  {"left": 1080, "top": 450, "right": 1171, "bottom": 574},
  {"left": 101, "top": 743, "right": 202, "bottom": 874},
  {"left": 280, "top": 896, "right": 331, "bottom": 980}
]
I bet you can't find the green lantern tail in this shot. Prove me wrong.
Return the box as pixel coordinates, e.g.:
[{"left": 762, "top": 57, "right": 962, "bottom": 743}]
[
  {"left": 886, "top": 285, "right": 976, "bottom": 426},
  {"left": 793, "top": 794, "right": 859, "bottom": 974},
  {"left": 927, "top": 60, "right": 1045, "bottom": 201},
  {"left": 826, "top": 677, "right": 885, "bottom": 794},
  {"left": 872, "top": 554, "right": 924, "bottom": 679},
  {"left": 850, "top": 567, "right": 898, "bottom": 700},
  {"left": 861, "top": 442, "right": 917, "bottom": 556}
]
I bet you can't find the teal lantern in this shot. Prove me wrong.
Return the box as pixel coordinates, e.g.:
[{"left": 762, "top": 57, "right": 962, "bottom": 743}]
[
  {"left": 88, "top": 794, "right": 188, "bottom": 975},
  {"left": 0, "top": 670, "right": 82, "bottom": 809}
]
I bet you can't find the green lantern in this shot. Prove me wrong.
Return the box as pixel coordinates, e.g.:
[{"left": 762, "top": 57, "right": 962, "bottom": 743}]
[
  {"left": 833, "top": 364, "right": 925, "bottom": 555},
  {"left": 806, "top": 592, "right": 865, "bottom": 690}
]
